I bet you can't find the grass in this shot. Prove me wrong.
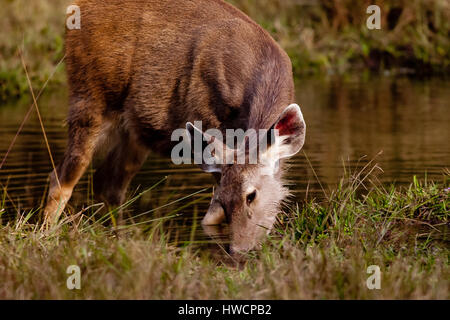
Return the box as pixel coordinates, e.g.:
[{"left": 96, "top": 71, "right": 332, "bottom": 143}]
[
  {"left": 0, "top": 0, "right": 448, "bottom": 300},
  {"left": 0, "top": 0, "right": 69, "bottom": 101},
  {"left": 1, "top": 0, "right": 450, "bottom": 101},
  {"left": 231, "top": 0, "right": 450, "bottom": 76},
  {"left": 0, "top": 166, "right": 448, "bottom": 299}
]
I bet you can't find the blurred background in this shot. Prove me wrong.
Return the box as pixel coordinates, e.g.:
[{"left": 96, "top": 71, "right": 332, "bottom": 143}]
[
  {"left": 1, "top": 0, "right": 449, "bottom": 99},
  {"left": 0, "top": 1, "right": 449, "bottom": 235}
]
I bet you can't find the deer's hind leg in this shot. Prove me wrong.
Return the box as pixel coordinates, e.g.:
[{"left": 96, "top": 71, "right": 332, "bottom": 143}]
[{"left": 44, "top": 96, "right": 104, "bottom": 226}]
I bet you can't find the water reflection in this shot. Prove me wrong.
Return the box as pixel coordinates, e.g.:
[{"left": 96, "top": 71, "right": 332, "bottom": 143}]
[{"left": 0, "top": 76, "right": 449, "bottom": 243}]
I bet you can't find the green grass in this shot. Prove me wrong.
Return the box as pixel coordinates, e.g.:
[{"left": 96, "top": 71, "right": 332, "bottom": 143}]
[
  {"left": 1, "top": 0, "right": 450, "bottom": 101},
  {"left": 230, "top": 0, "right": 450, "bottom": 76},
  {"left": 0, "top": 167, "right": 448, "bottom": 299},
  {"left": 0, "top": 0, "right": 449, "bottom": 299},
  {"left": 0, "top": 0, "right": 69, "bottom": 101}
]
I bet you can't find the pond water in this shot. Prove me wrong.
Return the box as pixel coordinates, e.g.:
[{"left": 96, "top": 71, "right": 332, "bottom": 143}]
[{"left": 0, "top": 75, "right": 449, "bottom": 244}]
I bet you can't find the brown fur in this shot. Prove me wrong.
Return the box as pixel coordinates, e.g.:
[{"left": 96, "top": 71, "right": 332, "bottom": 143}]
[{"left": 44, "top": 0, "right": 301, "bottom": 253}]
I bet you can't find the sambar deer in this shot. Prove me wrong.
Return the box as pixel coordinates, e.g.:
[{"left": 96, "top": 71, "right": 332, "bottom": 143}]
[{"left": 44, "top": 0, "right": 306, "bottom": 254}]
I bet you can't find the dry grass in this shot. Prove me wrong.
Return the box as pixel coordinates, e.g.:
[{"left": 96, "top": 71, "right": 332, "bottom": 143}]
[
  {"left": 1, "top": 0, "right": 450, "bottom": 100},
  {"left": 0, "top": 0, "right": 70, "bottom": 100},
  {"left": 230, "top": 0, "right": 450, "bottom": 75},
  {"left": 0, "top": 168, "right": 448, "bottom": 299},
  {"left": 0, "top": 0, "right": 448, "bottom": 300}
]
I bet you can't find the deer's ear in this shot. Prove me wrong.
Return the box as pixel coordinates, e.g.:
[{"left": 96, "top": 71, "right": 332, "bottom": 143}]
[
  {"left": 260, "top": 104, "right": 306, "bottom": 171},
  {"left": 272, "top": 104, "right": 306, "bottom": 159},
  {"left": 186, "top": 122, "right": 224, "bottom": 173}
]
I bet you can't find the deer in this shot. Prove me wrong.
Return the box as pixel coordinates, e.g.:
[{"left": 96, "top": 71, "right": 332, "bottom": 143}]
[{"left": 44, "top": 0, "right": 306, "bottom": 255}]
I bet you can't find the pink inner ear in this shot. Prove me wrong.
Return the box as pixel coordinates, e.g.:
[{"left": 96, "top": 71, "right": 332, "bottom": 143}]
[{"left": 275, "top": 110, "right": 299, "bottom": 136}]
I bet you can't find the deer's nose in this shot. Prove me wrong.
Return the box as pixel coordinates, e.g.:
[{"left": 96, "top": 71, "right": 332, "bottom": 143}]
[
  {"left": 226, "top": 244, "right": 239, "bottom": 256},
  {"left": 227, "top": 246, "right": 248, "bottom": 262}
]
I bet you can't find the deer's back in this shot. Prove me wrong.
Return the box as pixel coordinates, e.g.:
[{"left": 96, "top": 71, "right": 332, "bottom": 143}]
[{"left": 66, "top": 0, "right": 294, "bottom": 153}]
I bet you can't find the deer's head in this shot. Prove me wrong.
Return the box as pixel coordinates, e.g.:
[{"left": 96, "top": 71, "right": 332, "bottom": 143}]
[{"left": 186, "top": 104, "right": 306, "bottom": 255}]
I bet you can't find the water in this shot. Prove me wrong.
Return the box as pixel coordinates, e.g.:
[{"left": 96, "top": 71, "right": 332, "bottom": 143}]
[{"left": 0, "top": 76, "right": 449, "bottom": 243}]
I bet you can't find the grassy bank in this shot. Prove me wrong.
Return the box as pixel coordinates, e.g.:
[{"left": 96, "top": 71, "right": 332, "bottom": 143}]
[
  {"left": 0, "top": 169, "right": 448, "bottom": 299},
  {"left": 231, "top": 0, "right": 450, "bottom": 76},
  {"left": 0, "top": 0, "right": 69, "bottom": 101},
  {"left": 1, "top": 0, "right": 450, "bottom": 101}
]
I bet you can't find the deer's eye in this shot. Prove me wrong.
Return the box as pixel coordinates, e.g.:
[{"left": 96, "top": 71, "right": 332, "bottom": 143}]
[{"left": 246, "top": 190, "right": 257, "bottom": 206}]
